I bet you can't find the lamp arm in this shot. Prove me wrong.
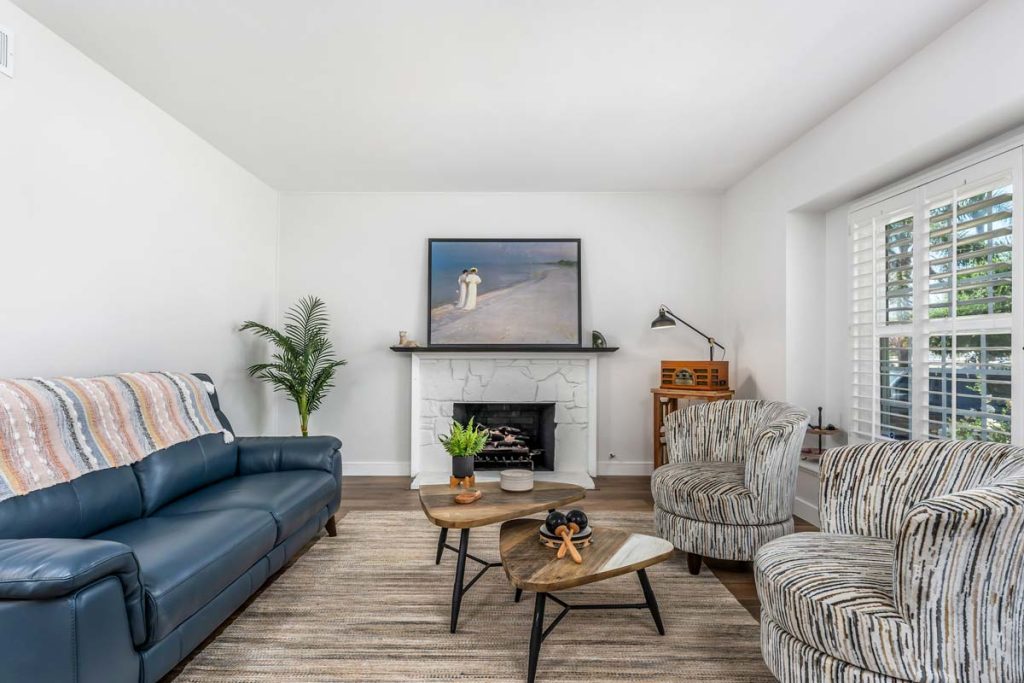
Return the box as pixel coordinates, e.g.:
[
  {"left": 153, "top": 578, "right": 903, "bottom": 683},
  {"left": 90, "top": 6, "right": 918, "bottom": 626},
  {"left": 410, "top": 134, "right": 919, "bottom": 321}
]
[{"left": 660, "top": 305, "right": 726, "bottom": 361}]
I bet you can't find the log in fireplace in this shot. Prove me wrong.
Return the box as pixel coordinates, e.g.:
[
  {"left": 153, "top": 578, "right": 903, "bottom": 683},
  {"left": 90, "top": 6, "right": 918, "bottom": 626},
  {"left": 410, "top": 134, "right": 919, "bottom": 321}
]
[{"left": 452, "top": 402, "right": 556, "bottom": 471}]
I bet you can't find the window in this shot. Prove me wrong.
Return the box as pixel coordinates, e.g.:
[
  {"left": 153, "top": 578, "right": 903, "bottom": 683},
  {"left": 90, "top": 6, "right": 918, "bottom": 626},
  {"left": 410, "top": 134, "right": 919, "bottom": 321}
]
[{"left": 850, "top": 148, "right": 1024, "bottom": 445}]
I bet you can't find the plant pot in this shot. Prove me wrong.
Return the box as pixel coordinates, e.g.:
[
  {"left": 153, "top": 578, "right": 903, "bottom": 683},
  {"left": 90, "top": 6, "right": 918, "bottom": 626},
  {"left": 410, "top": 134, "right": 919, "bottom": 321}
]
[{"left": 451, "top": 455, "right": 475, "bottom": 479}]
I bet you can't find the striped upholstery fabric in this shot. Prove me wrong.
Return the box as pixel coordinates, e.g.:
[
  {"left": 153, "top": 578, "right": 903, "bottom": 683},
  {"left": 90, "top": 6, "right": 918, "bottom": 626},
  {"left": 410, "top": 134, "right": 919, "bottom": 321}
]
[
  {"left": 756, "top": 440, "right": 1024, "bottom": 683},
  {"left": 651, "top": 461, "right": 758, "bottom": 524},
  {"left": 651, "top": 400, "right": 808, "bottom": 561},
  {"left": 818, "top": 440, "right": 1024, "bottom": 540},
  {"left": 756, "top": 534, "right": 920, "bottom": 680},
  {"left": 654, "top": 509, "right": 792, "bottom": 563},
  {"left": 762, "top": 617, "right": 902, "bottom": 683}
]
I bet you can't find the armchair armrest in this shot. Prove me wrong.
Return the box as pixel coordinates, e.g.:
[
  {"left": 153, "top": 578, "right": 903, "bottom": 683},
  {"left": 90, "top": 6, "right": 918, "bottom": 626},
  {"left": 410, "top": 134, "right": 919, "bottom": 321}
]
[
  {"left": 743, "top": 408, "right": 808, "bottom": 521},
  {"left": 237, "top": 435, "right": 342, "bottom": 475},
  {"left": 892, "top": 480, "right": 1024, "bottom": 680},
  {"left": 0, "top": 538, "right": 146, "bottom": 645}
]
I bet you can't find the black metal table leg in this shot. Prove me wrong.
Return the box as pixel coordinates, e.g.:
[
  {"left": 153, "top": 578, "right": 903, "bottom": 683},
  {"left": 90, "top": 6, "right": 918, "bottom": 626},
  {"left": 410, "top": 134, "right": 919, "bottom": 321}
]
[
  {"left": 514, "top": 587, "right": 523, "bottom": 603},
  {"left": 637, "top": 569, "right": 665, "bottom": 635},
  {"left": 527, "top": 592, "right": 546, "bottom": 683},
  {"left": 450, "top": 528, "right": 470, "bottom": 633},
  {"left": 435, "top": 527, "right": 448, "bottom": 565}
]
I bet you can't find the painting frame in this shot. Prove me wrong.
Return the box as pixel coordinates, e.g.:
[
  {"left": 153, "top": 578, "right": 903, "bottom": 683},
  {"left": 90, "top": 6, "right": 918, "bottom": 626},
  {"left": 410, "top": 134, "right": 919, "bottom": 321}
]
[{"left": 426, "top": 238, "right": 583, "bottom": 348}]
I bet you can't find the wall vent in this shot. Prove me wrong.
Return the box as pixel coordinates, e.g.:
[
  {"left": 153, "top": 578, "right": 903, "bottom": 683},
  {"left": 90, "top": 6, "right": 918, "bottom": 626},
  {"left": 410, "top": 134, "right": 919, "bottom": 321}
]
[{"left": 0, "top": 26, "right": 13, "bottom": 78}]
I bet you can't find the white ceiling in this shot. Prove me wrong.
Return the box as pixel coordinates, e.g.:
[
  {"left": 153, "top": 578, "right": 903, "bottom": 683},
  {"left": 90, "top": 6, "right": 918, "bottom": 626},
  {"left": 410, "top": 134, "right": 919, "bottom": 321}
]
[{"left": 14, "top": 0, "right": 985, "bottom": 191}]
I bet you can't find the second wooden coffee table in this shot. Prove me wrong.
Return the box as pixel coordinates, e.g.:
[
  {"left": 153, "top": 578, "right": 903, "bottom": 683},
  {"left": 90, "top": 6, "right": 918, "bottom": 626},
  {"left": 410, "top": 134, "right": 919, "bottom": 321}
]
[
  {"left": 500, "top": 518, "right": 674, "bottom": 683},
  {"left": 419, "top": 480, "right": 585, "bottom": 633}
]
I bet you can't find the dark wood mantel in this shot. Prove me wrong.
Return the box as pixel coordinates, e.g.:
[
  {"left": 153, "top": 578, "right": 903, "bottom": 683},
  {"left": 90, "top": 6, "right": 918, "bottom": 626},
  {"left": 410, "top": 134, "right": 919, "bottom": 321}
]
[{"left": 389, "top": 345, "right": 619, "bottom": 353}]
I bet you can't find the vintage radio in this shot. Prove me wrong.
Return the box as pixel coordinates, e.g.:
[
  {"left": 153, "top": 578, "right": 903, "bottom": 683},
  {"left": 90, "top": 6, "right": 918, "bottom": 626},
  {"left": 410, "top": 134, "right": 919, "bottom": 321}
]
[{"left": 660, "top": 360, "right": 730, "bottom": 391}]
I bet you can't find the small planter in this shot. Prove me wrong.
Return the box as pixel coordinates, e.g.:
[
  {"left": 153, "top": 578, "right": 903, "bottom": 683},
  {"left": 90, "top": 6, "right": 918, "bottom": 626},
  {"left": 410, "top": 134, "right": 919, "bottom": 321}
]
[{"left": 451, "top": 455, "right": 475, "bottom": 479}]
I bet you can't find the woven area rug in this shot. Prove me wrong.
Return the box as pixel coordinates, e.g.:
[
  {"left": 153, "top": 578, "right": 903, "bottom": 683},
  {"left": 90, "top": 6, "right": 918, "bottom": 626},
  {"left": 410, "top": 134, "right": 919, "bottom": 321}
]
[{"left": 175, "top": 511, "right": 773, "bottom": 682}]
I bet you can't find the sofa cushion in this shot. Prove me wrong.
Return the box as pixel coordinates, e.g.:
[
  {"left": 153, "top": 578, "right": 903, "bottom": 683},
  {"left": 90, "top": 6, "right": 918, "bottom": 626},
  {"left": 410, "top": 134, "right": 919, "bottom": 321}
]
[
  {"left": 131, "top": 433, "right": 238, "bottom": 516},
  {"left": 652, "top": 461, "right": 760, "bottom": 524},
  {"left": 154, "top": 470, "right": 336, "bottom": 544},
  {"left": 755, "top": 532, "right": 922, "bottom": 681},
  {"left": 0, "top": 466, "right": 142, "bottom": 539},
  {"left": 93, "top": 508, "right": 275, "bottom": 643}
]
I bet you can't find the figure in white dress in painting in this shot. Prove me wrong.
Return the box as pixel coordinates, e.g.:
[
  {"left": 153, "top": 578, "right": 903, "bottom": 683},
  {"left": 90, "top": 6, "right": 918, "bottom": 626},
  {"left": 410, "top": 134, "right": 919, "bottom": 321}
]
[
  {"left": 456, "top": 269, "right": 469, "bottom": 309},
  {"left": 463, "top": 267, "right": 482, "bottom": 310}
]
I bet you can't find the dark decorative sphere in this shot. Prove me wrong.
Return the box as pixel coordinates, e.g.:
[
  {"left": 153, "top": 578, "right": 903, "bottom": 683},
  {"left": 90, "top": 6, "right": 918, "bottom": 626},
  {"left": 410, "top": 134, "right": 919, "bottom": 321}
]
[
  {"left": 566, "top": 509, "right": 588, "bottom": 530},
  {"left": 545, "top": 511, "right": 568, "bottom": 533}
]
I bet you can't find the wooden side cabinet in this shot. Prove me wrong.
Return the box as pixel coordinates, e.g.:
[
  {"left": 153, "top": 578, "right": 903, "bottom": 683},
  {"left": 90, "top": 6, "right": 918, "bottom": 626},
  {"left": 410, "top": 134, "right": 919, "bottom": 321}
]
[{"left": 651, "top": 387, "right": 734, "bottom": 470}]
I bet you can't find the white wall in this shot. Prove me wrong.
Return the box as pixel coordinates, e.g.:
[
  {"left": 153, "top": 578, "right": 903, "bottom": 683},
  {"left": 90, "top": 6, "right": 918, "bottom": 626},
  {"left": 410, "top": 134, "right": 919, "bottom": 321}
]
[
  {"left": 279, "top": 192, "right": 721, "bottom": 475},
  {"left": 785, "top": 211, "right": 826, "bottom": 415},
  {"left": 0, "top": 0, "right": 280, "bottom": 434},
  {"left": 720, "top": 0, "right": 1024, "bottom": 423}
]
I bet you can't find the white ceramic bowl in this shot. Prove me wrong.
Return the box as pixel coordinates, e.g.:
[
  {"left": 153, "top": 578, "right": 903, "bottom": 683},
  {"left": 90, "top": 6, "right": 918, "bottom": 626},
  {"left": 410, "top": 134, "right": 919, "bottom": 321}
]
[{"left": 500, "top": 469, "right": 534, "bottom": 492}]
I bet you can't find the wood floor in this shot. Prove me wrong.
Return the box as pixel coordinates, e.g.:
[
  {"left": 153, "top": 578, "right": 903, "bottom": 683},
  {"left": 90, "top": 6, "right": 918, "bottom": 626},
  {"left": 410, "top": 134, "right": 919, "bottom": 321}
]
[{"left": 339, "top": 475, "right": 817, "bottom": 620}]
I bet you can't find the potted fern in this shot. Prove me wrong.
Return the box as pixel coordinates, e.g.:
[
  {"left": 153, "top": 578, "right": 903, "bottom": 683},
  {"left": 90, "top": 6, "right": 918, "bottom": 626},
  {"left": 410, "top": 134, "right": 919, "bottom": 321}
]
[
  {"left": 439, "top": 418, "right": 489, "bottom": 479},
  {"left": 239, "top": 296, "right": 347, "bottom": 436}
]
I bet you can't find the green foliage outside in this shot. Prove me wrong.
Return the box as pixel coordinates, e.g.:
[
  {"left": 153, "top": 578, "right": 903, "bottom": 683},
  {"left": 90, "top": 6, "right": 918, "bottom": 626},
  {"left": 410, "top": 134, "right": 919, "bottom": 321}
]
[{"left": 881, "top": 186, "right": 1013, "bottom": 443}]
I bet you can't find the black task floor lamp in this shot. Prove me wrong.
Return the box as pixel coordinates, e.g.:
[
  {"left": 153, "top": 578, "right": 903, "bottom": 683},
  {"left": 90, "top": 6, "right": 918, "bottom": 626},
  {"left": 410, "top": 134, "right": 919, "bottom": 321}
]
[{"left": 650, "top": 305, "right": 730, "bottom": 391}]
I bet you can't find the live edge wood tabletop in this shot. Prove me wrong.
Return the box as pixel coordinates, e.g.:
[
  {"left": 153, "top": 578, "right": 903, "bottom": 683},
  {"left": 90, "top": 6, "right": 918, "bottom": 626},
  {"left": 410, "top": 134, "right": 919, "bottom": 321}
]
[{"left": 651, "top": 386, "right": 734, "bottom": 470}]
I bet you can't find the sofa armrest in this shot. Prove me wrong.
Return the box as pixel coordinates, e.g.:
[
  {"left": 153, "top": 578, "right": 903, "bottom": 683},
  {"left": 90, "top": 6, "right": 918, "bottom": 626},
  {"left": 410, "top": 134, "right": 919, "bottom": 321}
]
[
  {"left": 237, "top": 435, "right": 342, "bottom": 475},
  {"left": 893, "top": 480, "right": 1024, "bottom": 680},
  {"left": 237, "top": 436, "right": 343, "bottom": 516},
  {"left": 0, "top": 538, "right": 146, "bottom": 645}
]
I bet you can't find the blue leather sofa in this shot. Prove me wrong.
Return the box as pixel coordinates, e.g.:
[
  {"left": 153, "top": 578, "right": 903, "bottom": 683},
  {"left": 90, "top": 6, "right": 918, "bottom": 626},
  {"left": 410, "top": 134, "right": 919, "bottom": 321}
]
[{"left": 0, "top": 374, "right": 342, "bottom": 683}]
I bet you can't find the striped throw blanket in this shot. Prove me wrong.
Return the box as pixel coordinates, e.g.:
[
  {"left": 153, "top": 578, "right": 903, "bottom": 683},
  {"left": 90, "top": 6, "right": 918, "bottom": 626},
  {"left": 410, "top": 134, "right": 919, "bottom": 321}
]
[{"left": 0, "top": 372, "right": 233, "bottom": 502}]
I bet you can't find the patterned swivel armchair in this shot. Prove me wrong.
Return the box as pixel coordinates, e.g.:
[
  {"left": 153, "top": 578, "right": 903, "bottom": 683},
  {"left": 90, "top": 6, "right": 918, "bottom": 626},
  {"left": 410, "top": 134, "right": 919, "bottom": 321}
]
[
  {"left": 755, "top": 440, "right": 1024, "bottom": 682},
  {"left": 651, "top": 400, "right": 809, "bottom": 574}
]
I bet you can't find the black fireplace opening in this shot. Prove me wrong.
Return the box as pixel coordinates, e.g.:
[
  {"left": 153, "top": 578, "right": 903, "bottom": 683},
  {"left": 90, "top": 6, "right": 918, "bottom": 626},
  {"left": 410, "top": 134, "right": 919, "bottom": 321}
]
[{"left": 452, "top": 402, "right": 555, "bottom": 471}]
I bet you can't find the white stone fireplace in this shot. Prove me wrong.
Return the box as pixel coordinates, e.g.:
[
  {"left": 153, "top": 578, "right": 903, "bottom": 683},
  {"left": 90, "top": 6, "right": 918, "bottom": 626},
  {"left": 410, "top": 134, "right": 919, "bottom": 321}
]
[{"left": 409, "top": 352, "right": 600, "bottom": 488}]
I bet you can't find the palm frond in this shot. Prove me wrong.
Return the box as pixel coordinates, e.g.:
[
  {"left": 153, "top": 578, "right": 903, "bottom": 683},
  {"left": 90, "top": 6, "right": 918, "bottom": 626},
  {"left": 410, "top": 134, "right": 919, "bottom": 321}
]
[{"left": 239, "top": 296, "right": 347, "bottom": 434}]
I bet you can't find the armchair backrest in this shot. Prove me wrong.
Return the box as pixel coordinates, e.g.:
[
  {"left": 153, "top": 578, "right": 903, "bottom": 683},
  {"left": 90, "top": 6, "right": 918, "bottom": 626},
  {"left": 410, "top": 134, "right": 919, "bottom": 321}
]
[
  {"left": 663, "top": 400, "right": 807, "bottom": 464},
  {"left": 818, "top": 440, "right": 1024, "bottom": 540}
]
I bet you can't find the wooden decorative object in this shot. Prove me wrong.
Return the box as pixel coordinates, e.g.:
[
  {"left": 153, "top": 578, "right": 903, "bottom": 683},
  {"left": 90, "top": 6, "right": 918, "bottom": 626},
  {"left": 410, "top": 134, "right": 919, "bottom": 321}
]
[
  {"left": 660, "top": 360, "right": 730, "bottom": 391},
  {"left": 454, "top": 489, "right": 483, "bottom": 505},
  {"left": 449, "top": 474, "right": 476, "bottom": 489}
]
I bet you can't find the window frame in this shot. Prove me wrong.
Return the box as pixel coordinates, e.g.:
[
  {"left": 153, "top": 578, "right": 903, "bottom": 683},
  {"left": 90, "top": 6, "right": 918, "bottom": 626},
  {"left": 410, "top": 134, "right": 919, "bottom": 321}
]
[{"left": 848, "top": 147, "right": 1024, "bottom": 445}]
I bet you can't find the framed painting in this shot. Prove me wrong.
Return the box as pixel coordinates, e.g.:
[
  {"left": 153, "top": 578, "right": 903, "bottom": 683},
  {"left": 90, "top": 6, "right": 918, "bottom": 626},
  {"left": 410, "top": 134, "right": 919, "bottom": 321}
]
[{"left": 427, "top": 238, "right": 582, "bottom": 347}]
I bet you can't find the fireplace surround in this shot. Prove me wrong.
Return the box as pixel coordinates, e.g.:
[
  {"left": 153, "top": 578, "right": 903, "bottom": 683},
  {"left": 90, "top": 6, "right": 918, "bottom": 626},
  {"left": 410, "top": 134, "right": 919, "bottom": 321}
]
[{"left": 406, "top": 352, "right": 602, "bottom": 488}]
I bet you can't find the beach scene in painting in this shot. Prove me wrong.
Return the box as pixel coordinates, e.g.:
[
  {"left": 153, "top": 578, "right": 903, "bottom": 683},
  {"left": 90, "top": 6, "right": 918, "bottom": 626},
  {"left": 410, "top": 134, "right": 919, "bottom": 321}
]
[{"left": 429, "top": 241, "right": 580, "bottom": 345}]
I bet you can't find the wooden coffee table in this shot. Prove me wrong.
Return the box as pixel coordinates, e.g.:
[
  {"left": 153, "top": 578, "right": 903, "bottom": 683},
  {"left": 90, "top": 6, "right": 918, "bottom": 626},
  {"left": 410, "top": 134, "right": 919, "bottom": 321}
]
[
  {"left": 500, "top": 518, "right": 674, "bottom": 683},
  {"left": 419, "top": 480, "right": 585, "bottom": 633}
]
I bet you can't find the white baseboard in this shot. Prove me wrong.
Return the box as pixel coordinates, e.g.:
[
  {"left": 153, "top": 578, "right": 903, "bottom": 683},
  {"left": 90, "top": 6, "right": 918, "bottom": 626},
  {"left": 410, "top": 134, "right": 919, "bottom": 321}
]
[
  {"left": 344, "top": 460, "right": 653, "bottom": 477},
  {"left": 597, "top": 460, "right": 653, "bottom": 476},
  {"left": 794, "top": 497, "right": 820, "bottom": 527},
  {"left": 343, "top": 461, "right": 411, "bottom": 477}
]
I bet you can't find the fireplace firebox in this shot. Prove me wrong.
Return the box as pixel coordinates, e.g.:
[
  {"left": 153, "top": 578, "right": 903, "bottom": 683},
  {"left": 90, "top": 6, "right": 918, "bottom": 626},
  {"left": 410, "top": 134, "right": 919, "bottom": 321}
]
[{"left": 452, "top": 402, "right": 555, "bottom": 471}]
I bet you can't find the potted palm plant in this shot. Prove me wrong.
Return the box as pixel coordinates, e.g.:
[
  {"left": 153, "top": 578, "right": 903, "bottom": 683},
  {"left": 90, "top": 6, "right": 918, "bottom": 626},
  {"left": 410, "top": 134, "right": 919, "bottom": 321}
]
[
  {"left": 439, "top": 418, "right": 488, "bottom": 479},
  {"left": 239, "top": 296, "right": 347, "bottom": 436}
]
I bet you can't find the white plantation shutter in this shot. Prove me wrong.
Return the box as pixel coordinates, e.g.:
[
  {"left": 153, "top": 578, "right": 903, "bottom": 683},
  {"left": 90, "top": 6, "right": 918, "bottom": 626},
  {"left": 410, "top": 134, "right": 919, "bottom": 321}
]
[
  {"left": 849, "top": 148, "right": 1024, "bottom": 445},
  {"left": 850, "top": 192, "right": 916, "bottom": 441}
]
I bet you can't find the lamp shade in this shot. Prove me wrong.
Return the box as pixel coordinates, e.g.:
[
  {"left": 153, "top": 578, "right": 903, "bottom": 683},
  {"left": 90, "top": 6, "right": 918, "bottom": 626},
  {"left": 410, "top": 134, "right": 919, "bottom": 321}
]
[{"left": 650, "top": 308, "right": 676, "bottom": 330}]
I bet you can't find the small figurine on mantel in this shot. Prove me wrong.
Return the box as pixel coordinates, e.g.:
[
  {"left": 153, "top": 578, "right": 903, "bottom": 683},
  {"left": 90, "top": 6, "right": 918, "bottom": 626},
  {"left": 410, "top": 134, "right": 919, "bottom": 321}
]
[{"left": 397, "top": 331, "right": 420, "bottom": 348}]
